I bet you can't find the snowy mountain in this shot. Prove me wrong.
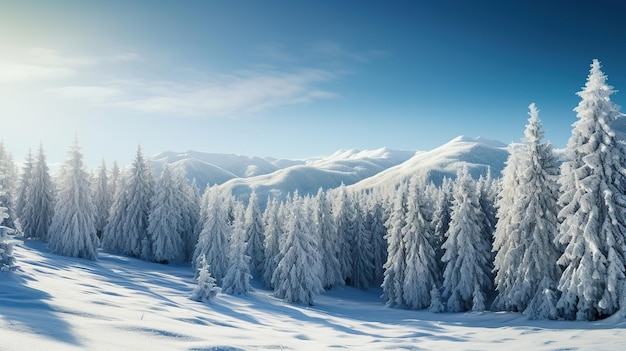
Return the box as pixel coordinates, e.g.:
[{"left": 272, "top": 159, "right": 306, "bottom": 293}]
[
  {"left": 150, "top": 151, "right": 282, "bottom": 190},
  {"left": 352, "top": 136, "right": 510, "bottom": 191},
  {"left": 149, "top": 137, "right": 510, "bottom": 204},
  {"left": 215, "top": 147, "right": 416, "bottom": 203}
]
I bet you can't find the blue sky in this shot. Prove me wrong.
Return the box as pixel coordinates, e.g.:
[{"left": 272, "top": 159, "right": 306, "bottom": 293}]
[{"left": 1, "top": 0, "right": 626, "bottom": 168}]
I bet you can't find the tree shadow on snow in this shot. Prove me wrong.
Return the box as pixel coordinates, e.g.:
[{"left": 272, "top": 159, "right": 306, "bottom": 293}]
[{"left": 0, "top": 271, "right": 84, "bottom": 347}]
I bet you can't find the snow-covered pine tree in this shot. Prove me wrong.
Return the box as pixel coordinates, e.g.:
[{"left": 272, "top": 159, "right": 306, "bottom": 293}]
[
  {"left": 442, "top": 167, "right": 493, "bottom": 312},
  {"left": 101, "top": 174, "right": 129, "bottom": 253},
  {"left": 243, "top": 190, "right": 265, "bottom": 277},
  {"left": 122, "top": 146, "right": 154, "bottom": 260},
  {"left": 381, "top": 181, "right": 409, "bottom": 307},
  {"left": 367, "top": 198, "right": 388, "bottom": 287},
  {"left": 333, "top": 183, "right": 354, "bottom": 284},
  {"left": 402, "top": 176, "right": 440, "bottom": 310},
  {"left": 431, "top": 177, "right": 453, "bottom": 270},
  {"left": 148, "top": 164, "right": 184, "bottom": 263},
  {"left": 190, "top": 256, "right": 219, "bottom": 302},
  {"left": 262, "top": 197, "right": 281, "bottom": 288},
  {"left": 15, "top": 149, "right": 33, "bottom": 227},
  {"left": 180, "top": 177, "right": 201, "bottom": 262},
  {"left": 350, "top": 195, "right": 374, "bottom": 290},
  {"left": 0, "top": 191, "right": 18, "bottom": 271},
  {"left": 493, "top": 103, "right": 561, "bottom": 318},
  {"left": 108, "top": 161, "right": 121, "bottom": 199},
  {"left": 193, "top": 187, "right": 231, "bottom": 285},
  {"left": 313, "top": 188, "right": 343, "bottom": 289},
  {"left": 556, "top": 60, "right": 626, "bottom": 320},
  {"left": 21, "top": 144, "right": 55, "bottom": 241},
  {"left": 48, "top": 141, "right": 99, "bottom": 260},
  {"left": 222, "top": 202, "right": 252, "bottom": 294},
  {"left": 272, "top": 191, "right": 323, "bottom": 305},
  {"left": 93, "top": 159, "right": 112, "bottom": 238},
  {"left": 0, "top": 141, "right": 17, "bottom": 228}
]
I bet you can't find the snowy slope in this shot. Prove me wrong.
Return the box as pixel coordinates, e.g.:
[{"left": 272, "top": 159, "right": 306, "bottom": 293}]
[
  {"left": 150, "top": 151, "right": 281, "bottom": 190},
  {"left": 2, "top": 241, "right": 625, "bottom": 350},
  {"left": 216, "top": 147, "right": 415, "bottom": 203},
  {"left": 353, "top": 136, "right": 510, "bottom": 191}
]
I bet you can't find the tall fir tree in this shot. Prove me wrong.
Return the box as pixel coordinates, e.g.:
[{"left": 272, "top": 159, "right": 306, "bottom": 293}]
[
  {"left": 0, "top": 141, "right": 17, "bottom": 228},
  {"left": 556, "top": 60, "right": 626, "bottom": 320},
  {"left": 313, "top": 188, "right": 343, "bottom": 289},
  {"left": 381, "top": 181, "right": 409, "bottom": 306},
  {"left": 123, "top": 146, "right": 154, "bottom": 260},
  {"left": 21, "top": 144, "right": 55, "bottom": 241},
  {"left": 367, "top": 199, "right": 388, "bottom": 287},
  {"left": 333, "top": 184, "right": 354, "bottom": 284},
  {"left": 93, "top": 159, "right": 112, "bottom": 238},
  {"left": 403, "top": 177, "right": 440, "bottom": 310},
  {"left": 15, "top": 149, "right": 33, "bottom": 229},
  {"left": 442, "top": 167, "right": 493, "bottom": 312},
  {"left": 244, "top": 190, "right": 265, "bottom": 277},
  {"left": 193, "top": 187, "right": 231, "bottom": 285},
  {"left": 493, "top": 104, "right": 561, "bottom": 319},
  {"left": 148, "top": 164, "right": 184, "bottom": 263},
  {"left": 272, "top": 191, "right": 323, "bottom": 305},
  {"left": 101, "top": 174, "right": 129, "bottom": 253},
  {"left": 262, "top": 197, "right": 282, "bottom": 288},
  {"left": 48, "top": 141, "right": 99, "bottom": 260},
  {"left": 350, "top": 196, "right": 374, "bottom": 290},
  {"left": 222, "top": 203, "right": 252, "bottom": 294}
]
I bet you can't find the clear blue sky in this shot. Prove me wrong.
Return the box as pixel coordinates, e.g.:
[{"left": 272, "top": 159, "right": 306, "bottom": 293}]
[{"left": 1, "top": 0, "right": 626, "bottom": 168}]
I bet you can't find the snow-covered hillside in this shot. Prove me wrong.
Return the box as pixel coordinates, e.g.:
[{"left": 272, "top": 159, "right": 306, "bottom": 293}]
[
  {"left": 149, "top": 138, "right": 509, "bottom": 205},
  {"left": 2, "top": 241, "right": 624, "bottom": 350},
  {"left": 216, "top": 147, "right": 415, "bottom": 203},
  {"left": 353, "top": 136, "right": 509, "bottom": 191}
]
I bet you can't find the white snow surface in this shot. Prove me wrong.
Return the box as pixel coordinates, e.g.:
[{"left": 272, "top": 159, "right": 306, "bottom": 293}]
[
  {"left": 2, "top": 241, "right": 625, "bottom": 350},
  {"left": 353, "top": 136, "right": 510, "bottom": 190}
]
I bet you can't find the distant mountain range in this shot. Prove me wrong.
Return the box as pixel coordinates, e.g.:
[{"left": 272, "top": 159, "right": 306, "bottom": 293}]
[{"left": 150, "top": 136, "right": 511, "bottom": 204}]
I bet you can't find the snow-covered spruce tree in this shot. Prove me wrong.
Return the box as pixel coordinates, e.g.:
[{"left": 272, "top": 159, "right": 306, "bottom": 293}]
[
  {"left": 262, "top": 197, "right": 281, "bottom": 288},
  {"left": 431, "top": 177, "right": 453, "bottom": 270},
  {"left": 272, "top": 191, "right": 323, "bottom": 305},
  {"left": 333, "top": 183, "right": 354, "bottom": 284},
  {"left": 222, "top": 203, "right": 252, "bottom": 294},
  {"left": 123, "top": 146, "right": 154, "bottom": 259},
  {"left": 148, "top": 164, "right": 184, "bottom": 263},
  {"left": 493, "top": 103, "right": 561, "bottom": 318},
  {"left": 21, "top": 144, "right": 55, "bottom": 241},
  {"left": 190, "top": 256, "right": 219, "bottom": 302},
  {"left": 556, "top": 60, "right": 626, "bottom": 321},
  {"left": 381, "top": 181, "right": 409, "bottom": 307},
  {"left": 0, "top": 192, "right": 19, "bottom": 272},
  {"left": 93, "top": 159, "right": 112, "bottom": 238},
  {"left": 442, "top": 167, "right": 493, "bottom": 312},
  {"left": 0, "top": 141, "right": 17, "bottom": 228},
  {"left": 367, "top": 198, "right": 388, "bottom": 287},
  {"left": 403, "top": 176, "right": 440, "bottom": 310},
  {"left": 350, "top": 196, "right": 374, "bottom": 290},
  {"left": 193, "top": 187, "right": 231, "bottom": 285},
  {"left": 180, "top": 177, "right": 201, "bottom": 262},
  {"left": 15, "top": 149, "right": 33, "bottom": 226},
  {"left": 108, "top": 160, "right": 121, "bottom": 199},
  {"left": 244, "top": 190, "right": 265, "bottom": 277},
  {"left": 313, "top": 188, "right": 343, "bottom": 289},
  {"left": 101, "top": 174, "right": 129, "bottom": 253},
  {"left": 48, "top": 141, "right": 99, "bottom": 260}
]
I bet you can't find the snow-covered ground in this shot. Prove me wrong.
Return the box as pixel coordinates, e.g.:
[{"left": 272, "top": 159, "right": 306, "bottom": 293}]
[{"left": 1, "top": 241, "right": 624, "bottom": 350}]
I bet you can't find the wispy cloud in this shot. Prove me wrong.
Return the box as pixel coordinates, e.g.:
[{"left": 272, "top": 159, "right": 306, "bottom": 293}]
[
  {"left": 0, "top": 48, "right": 140, "bottom": 81},
  {"left": 54, "top": 68, "right": 337, "bottom": 117}
]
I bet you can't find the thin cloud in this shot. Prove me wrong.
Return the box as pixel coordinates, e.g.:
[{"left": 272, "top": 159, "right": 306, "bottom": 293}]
[
  {"left": 0, "top": 48, "right": 140, "bottom": 82},
  {"left": 108, "top": 68, "right": 338, "bottom": 117}
]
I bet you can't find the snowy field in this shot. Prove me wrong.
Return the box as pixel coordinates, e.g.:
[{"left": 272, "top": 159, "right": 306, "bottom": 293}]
[{"left": 1, "top": 241, "right": 624, "bottom": 351}]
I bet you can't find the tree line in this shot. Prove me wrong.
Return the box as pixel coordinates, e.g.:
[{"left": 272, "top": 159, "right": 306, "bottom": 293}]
[{"left": 1, "top": 59, "right": 626, "bottom": 321}]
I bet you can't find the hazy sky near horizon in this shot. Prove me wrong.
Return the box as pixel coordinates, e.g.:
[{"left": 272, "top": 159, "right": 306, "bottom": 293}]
[{"left": 1, "top": 0, "right": 626, "bottom": 168}]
